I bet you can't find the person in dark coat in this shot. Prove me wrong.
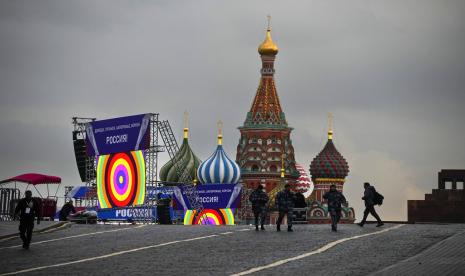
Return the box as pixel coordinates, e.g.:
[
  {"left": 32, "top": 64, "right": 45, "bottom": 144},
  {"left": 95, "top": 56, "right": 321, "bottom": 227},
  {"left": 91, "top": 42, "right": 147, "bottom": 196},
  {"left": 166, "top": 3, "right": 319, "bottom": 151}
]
[
  {"left": 59, "top": 199, "right": 76, "bottom": 221},
  {"left": 358, "top": 182, "right": 384, "bottom": 227},
  {"left": 157, "top": 193, "right": 172, "bottom": 225},
  {"left": 294, "top": 192, "right": 307, "bottom": 208},
  {"left": 249, "top": 185, "right": 269, "bottom": 231},
  {"left": 323, "top": 185, "right": 347, "bottom": 232},
  {"left": 276, "top": 184, "right": 296, "bottom": 232},
  {"left": 14, "top": 190, "right": 40, "bottom": 249}
]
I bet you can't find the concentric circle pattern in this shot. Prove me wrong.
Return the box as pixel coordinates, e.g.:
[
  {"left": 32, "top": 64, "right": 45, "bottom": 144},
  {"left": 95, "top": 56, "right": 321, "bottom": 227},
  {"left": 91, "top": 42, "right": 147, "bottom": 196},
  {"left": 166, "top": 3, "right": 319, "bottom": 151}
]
[
  {"left": 183, "top": 208, "right": 235, "bottom": 225},
  {"left": 97, "top": 150, "right": 146, "bottom": 208}
]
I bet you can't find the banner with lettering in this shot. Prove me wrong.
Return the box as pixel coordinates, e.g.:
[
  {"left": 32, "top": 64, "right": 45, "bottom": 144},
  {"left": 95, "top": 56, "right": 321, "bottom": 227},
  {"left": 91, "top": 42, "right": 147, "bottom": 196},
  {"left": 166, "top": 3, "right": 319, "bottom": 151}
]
[
  {"left": 85, "top": 114, "right": 151, "bottom": 156},
  {"left": 172, "top": 183, "right": 242, "bottom": 210}
]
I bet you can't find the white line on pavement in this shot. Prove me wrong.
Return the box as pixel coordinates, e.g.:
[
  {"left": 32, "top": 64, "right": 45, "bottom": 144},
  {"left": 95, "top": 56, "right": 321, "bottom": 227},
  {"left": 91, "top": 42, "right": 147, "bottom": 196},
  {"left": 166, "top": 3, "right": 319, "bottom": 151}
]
[
  {"left": 220, "top": 232, "right": 234, "bottom": 235},
  {"left": 237, "top": 229, "right": 252, "bottom": 232},
  {"left": 0, "top": 236, "right": 16, "bottom": 242},
  {"left": 0, "top": 234, "right": 219, "bottom": 276},
  {"left": 231, "top": 224, "right": 404, "bottom": 276},
  {"left": 39, "top": 222, "right": 70, "bottom": 233},
  {"left": 0, "top": 225, "right": 146, "bottom": 250}
]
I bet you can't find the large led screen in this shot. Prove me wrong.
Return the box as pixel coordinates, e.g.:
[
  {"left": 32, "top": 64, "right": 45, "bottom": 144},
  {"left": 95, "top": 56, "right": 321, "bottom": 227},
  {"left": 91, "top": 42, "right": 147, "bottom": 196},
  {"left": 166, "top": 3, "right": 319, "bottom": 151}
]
[{"left": 96, "top": 150, "right": 146, "bottom": 208}]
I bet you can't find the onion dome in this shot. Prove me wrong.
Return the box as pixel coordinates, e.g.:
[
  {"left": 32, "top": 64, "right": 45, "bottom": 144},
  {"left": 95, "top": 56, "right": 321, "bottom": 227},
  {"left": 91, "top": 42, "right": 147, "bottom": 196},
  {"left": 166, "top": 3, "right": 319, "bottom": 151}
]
[
  {"left": 159, "top": 127, "right": 201, "bottom": 183},
  {"left": 309, "top": 117, "right": 349, "bottom": 180},
  {"left": 197, "top": 123, "right": 241, "bottom": 184},
  {"left": 258, "top": 16, "right": 279, "bottom": 56},
  {"left": 295, "top": 163, "right": 313, "bottom": 195}
]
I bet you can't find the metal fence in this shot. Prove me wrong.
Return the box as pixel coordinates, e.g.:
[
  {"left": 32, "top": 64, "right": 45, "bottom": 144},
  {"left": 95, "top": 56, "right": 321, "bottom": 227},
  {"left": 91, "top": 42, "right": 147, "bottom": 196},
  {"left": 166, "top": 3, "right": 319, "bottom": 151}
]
[{"left": 0, "top": 188, "right": 21, "bottom": 221}]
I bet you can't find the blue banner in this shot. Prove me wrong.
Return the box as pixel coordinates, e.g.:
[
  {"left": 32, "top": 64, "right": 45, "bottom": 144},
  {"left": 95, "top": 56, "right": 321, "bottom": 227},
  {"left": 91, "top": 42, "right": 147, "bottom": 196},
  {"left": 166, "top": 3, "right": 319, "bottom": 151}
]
[
  {"left": 86, "top": 114, "right": 151, "bottom": 156},
  {"left": 96, "top": 206, "right": 179, "bottom": 220},
  {"left": 146, "top": 186, "right": 177, "bottom": 200},
  {"left": 172, "top": 184, "right": 242, "bottom": 210}
]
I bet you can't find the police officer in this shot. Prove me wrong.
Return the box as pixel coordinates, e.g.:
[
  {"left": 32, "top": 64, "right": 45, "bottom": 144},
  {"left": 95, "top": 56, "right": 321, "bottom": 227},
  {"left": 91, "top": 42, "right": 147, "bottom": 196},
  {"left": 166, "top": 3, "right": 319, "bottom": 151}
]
[
  {"left": 358, "top": 182, "right": 384, "bottom": 227},
  {"left": 323, "top": 184, "right": 347, "bottom": 232},
  {"left": 14, "top": 190, "right": 40, "bottom": 249},
  {"left": 249, "top": 185, "right": 269, "bottom": 231},
  {"left": 276, "top": 184, "right": 295, "bottom": 232}
]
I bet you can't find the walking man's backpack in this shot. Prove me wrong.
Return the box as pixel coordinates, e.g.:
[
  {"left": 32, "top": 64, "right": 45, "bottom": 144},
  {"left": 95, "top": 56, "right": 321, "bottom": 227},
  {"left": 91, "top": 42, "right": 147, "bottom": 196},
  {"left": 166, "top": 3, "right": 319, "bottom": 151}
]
[{"left": 373, "top": 191, "right": 384, "bottom": 205}]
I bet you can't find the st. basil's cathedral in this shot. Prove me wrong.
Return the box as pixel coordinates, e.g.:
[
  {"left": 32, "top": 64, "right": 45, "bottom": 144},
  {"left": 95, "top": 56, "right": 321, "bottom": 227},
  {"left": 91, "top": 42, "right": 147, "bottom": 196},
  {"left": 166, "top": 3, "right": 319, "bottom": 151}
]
[
  {"left": 235, "top": 23, "right": 299, "bottom": 193},
  {"left": 160, "top": 19, "right": 355, "bottom": 224},
  {"left": 234, "top": 21, "right": 355, "bottom": 223}
]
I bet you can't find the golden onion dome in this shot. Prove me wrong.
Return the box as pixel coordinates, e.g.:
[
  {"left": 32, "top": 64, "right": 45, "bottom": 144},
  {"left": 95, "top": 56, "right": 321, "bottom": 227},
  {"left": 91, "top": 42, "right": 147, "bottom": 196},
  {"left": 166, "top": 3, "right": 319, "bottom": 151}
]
[{"left": 258, "top": 29, "right": 279, "bottom": 56}]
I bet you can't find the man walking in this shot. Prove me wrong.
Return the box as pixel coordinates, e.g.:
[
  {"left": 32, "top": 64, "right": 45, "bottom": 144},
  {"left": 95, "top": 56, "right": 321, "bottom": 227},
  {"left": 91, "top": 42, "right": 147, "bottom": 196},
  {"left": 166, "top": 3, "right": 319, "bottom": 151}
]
[
  {"left": 276, "top": 184, "right": 295, "bottom": 232},
  {"left": 358, "top": 182, "right": 384, "bottom": 227},
  {"left": 14, "top": 190, "right": 41, "bottom": 249},
  {"left": 323, "top": 185, "right": 346, "bottom": 232},
  {"left": 249, "top": 185, "right": 269, "bottom": 231}
]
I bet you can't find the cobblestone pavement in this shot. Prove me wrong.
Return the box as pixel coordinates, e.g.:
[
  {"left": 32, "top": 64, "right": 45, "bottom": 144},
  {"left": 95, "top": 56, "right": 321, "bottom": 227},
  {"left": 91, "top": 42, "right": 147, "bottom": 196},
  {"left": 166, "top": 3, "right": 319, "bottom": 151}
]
[
  {"left": 0, "top": 221, "right": 66, "bottom": 239},
  {"left": 0, "top": 223, "right": 463, "bottom": 275},
  {"left": 372, "top": 227, "right": 465, "bottom": 276}
]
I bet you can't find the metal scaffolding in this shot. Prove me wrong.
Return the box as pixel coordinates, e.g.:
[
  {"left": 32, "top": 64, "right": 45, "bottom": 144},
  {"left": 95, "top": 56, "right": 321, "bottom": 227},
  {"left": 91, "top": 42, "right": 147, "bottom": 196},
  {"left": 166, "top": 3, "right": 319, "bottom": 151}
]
[
  {"left": 72, "top": 117, "right": 97, "bottom": 208},
  {"left": 72, "top": 114, "right": 204, "bottom": 223}
]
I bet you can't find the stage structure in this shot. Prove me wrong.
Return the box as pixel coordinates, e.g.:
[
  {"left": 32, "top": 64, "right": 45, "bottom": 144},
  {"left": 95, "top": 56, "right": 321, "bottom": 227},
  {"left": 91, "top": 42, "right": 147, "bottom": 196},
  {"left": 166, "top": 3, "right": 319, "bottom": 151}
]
[
  {"left": 72, "top": 113, "right": 205, "bottom": 222},
  {"left": 72, "top": 117, "right": 97, "bottom": 207}
]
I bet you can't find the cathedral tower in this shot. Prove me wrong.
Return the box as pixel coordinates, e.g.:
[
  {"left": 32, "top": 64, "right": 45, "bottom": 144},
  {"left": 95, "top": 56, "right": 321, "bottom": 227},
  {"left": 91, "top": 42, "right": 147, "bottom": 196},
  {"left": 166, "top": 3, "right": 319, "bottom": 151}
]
[{"left": 236, "top": 18, "right": 298, "bottom": 192}]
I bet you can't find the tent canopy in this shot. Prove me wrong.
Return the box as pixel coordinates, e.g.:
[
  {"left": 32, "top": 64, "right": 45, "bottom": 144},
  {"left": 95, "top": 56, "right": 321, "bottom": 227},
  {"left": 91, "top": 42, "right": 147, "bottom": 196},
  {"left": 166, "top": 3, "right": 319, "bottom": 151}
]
[{"left": 0, "top": 173, "right": 61, "bottom": 185}]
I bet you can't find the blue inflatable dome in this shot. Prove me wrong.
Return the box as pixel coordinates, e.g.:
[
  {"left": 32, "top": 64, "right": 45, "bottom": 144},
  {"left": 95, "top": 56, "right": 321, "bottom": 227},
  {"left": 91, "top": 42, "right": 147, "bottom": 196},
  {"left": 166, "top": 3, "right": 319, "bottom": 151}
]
[{"left": 197, "top": 133, "right": 241, "bottom": 184}]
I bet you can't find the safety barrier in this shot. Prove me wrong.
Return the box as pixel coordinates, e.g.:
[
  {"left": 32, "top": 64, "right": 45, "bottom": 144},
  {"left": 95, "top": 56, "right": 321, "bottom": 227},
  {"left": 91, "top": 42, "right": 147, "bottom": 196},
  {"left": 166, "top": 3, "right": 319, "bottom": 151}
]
[{"left": 0, "top": 188, "right": 21, "bottom": 221}]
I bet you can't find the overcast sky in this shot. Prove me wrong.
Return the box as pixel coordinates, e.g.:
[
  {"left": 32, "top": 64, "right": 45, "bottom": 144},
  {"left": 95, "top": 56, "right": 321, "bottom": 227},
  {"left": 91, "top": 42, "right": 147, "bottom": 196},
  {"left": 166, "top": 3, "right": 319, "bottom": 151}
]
[{"left": 1, "top": 0, "right": 464, "bottom": 220}]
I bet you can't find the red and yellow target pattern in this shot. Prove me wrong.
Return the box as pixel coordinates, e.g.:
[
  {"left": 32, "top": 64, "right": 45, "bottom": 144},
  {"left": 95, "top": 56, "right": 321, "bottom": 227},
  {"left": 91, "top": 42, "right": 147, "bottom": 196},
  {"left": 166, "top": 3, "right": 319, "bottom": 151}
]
[
  {"left": 183, "top": 208, "right": 235, "bottom": 225},
  {"left": 97, "top": 150, "right": 146, "bottom": 208}
]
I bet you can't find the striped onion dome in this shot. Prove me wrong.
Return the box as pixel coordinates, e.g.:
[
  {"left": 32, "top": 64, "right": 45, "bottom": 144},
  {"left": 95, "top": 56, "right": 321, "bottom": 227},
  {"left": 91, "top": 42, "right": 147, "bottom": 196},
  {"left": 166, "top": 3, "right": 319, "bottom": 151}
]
[
  {"left": 197, "top": 133, "right": 241, "bottom": 184},
  {"left": 295, "top": 163, "right": 313, "bottom": 194},
  {"left": 309, "top": 131, "right": 349, "bottom": 180},
  {"left": 159, "top": 128, "right": 201, "bottom": 184}
]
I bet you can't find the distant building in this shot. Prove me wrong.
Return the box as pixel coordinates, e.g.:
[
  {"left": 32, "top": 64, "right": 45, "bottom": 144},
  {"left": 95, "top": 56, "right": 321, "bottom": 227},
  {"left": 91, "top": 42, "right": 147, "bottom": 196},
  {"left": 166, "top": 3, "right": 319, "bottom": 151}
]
[{"left": 408, "top": 169, "right": 465, "bottom": 223}]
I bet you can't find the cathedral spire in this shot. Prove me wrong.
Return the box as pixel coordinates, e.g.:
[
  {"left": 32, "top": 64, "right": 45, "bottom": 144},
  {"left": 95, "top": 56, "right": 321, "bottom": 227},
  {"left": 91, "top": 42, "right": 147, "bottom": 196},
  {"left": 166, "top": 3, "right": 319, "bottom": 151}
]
[
  {"left": 217, "top": 120, "right": 223, "bottom": 145},
  {"left": 258, "top": 15, "right": 279, "bottom": 56},
  {"left": 328, "top": 113, "right": 333, "bottom": 140},
  {"left": 183, "top": 111, "right": 189, "bottom": 139},
  {"left": 243, "top": 17, "right": 286, "bottom": 128},
  {"left": 236, "top": 19, "right": 298, "bottom": 204}
]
